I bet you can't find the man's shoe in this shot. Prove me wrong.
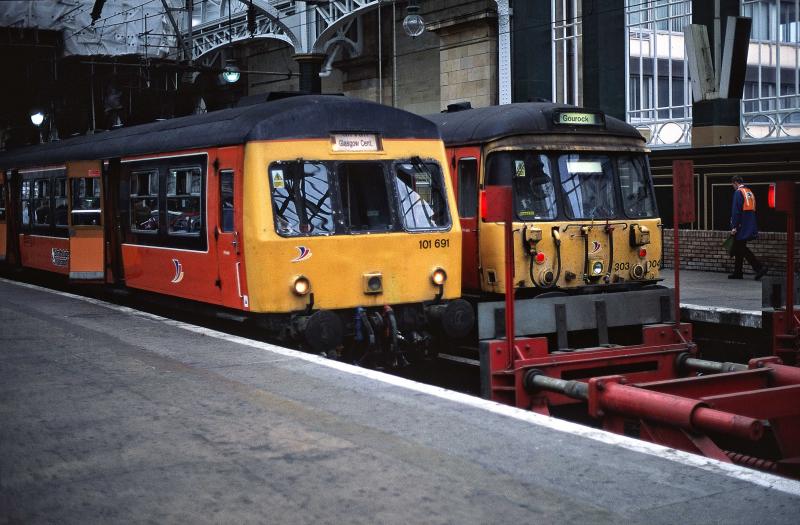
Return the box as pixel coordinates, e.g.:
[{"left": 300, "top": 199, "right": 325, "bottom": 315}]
[
  {"left": 728, "top": 273, "right": 743, "bottom": 279},
  {"left": 754, "top": 266, "right": 769, "bottom": 280}
]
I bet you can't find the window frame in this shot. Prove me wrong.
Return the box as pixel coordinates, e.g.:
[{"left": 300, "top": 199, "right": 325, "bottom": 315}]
[
  {"left": 130, "top": 168, "right": 161, "bottom": 235},
  {"left": 71, "top": 176, "right": 103, "bottom": 227},
  {"left": 123, "top": 154, "right": 208, "bottom": 251},
  {"left": 392, "top": 159, "right": 451, "bottom": 233},
  {"left": 166, "top": 165, "right": 203, "bottom": 237}
]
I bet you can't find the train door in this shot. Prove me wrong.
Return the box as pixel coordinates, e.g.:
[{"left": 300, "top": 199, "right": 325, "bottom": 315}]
[
  {"left": 0, "top": 171, "right": 7, "bottom": 262},
  {"left": 67, "top": 161, "right": 105, "bottom": 281},
  {"left": 452, "top": 147, "right": 481, "bottom": 290},
  {"left": 213, "top": 147, "right": 248, "bottom": 310}
]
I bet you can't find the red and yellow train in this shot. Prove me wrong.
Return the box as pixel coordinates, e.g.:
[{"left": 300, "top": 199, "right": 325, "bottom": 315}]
[{"left": 0, "top": 95, "right": 473, "bottom": 366}]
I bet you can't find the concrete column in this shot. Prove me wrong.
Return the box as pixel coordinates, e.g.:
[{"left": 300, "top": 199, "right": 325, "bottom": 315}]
[
  {"left": 581, "top": 0, "right": 626, "bottom": 119},
  {"left": 512, "top": 0, "right": 551, "bottom": 102},
  {"left": 691, "top": 0, "right": 744, "bottom": 147},
  {"left": 295, "top": 54, "right": 325, "bottom": 94}
]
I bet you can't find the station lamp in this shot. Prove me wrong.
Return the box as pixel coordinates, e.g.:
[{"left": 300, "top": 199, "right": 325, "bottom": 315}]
[
  {"left": 30, "top": 110, "right": 45, "bottom": 127},
  {"left": 403, "top": 1, "right": 425, "bottom": 38},
  {"left": 220, "top": 60, "right": 241, "bottom": 84}
]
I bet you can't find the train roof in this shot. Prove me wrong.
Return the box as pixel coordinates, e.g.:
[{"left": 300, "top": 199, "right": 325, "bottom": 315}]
[
  {"left": 424, "top": 102, "right": 644, "bottom": 146},
  {"left": 0, "top": 95, "right": 441, "bottom": 169}
]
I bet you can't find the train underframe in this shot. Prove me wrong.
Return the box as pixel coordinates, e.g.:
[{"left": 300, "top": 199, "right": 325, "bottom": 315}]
[{"left": 257, "top": 298, "right": 475, "bottom": 369}]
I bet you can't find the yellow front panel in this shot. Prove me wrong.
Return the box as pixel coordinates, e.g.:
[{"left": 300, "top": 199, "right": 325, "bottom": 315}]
[
  {"left": 479, "top": 218, "right": 662, "bottom": 292},
  {"left": 243, "top": 139, "right": 462, "bottom": 313}
]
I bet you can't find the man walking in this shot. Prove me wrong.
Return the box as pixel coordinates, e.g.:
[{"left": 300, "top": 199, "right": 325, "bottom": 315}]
[{"left": 729, "top": 176, "right": 768, "bottom": 279}]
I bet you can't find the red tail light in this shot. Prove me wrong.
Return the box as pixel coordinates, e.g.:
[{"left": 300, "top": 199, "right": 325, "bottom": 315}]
[
  {"left": 535, "top": 252, "right": 546, "bottom": 264},
  {"left": 768, "top": 183, "right": 776, "bottom": 208},
  {"left": 480, "top": 190, "right": 487, "bottom": 219},
  {"left": 638, "top": 248, "right": 647, "bottom": 258}
]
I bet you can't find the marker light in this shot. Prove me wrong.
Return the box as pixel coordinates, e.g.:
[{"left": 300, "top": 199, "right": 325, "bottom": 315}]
[
  {"left": 534, "top": 252, "right": 546, "bottom": 265},
  {"left": 592, "top": 261, "right": 604, "bottom": 275},
  {"left": 638, "top": 248, "right": 647, "bottom": 258},
  {"left": 479, "top": 190, "right": 487, "bottom": 219},
  {"left": 768, "top": 183, "right": 775, "bottom": 208},
  {"left": 293, "top": 276, "right": 310, "bottom": 296},
  {"left": 431, "top": 268, "right": 447, "bottom": 286}
]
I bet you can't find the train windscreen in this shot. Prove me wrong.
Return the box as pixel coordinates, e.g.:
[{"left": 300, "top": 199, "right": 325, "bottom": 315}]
[
  {"left": 394, "top": 161, "right": 450, "bottom": 231},
  {"left": 269, "top": 159, "right": 449, "bottom": 237}
]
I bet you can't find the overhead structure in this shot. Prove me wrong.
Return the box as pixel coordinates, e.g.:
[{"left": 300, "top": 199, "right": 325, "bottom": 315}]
[{"left": 189, "top": 1, "right": 511, "bottom": 102}]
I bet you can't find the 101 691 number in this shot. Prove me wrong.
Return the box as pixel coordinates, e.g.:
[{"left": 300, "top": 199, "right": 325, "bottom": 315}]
[{"left": 419, "top": 239, "right": 450, "bottom": 249}]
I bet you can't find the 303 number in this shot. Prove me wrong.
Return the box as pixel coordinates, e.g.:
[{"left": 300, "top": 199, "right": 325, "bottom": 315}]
[
  {"left": 419, "top": 239, "right": 449, "bottom": 249},
  {"left": 613, "top": 260, "right": 662, "bottom": 271}
]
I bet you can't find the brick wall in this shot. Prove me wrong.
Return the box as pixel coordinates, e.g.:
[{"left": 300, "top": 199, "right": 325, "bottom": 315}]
[{"left": 662, "top": 229, "right": 800, "bottom": 275}]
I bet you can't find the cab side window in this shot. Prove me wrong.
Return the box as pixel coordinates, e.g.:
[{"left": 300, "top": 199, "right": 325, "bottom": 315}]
[
  {"left": 220, "top": 170, "right": 234, "bottom": 232},
  {"left": 457, "top": 158, "right": 478, "bottom": 218}
]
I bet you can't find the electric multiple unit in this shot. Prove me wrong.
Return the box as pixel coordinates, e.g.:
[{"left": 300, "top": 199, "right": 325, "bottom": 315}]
[
  {"left": 426, "top": 103, "right": 667, "bottom": 348},
  {"left": 0, "top": 95, "right": 472, "bottom": 366}
]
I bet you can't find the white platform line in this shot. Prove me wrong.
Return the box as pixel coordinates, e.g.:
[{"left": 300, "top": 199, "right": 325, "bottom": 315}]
[{"left": 4, "top": 277, "right": 800, "bottom": 497}]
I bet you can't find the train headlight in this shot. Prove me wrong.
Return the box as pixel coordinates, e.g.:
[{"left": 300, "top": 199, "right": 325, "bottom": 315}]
[
  {"left": 431, "top": 268, "right": 447, "bottom": 286},
  {"left": 293, "top": 276, "right": 311, "bottom": 296},
  {"left": 591, "top": 261, "right": 604, "bottom": 276},
  {"left": 363, "top": 272, "right": 383, "bottom": 294}
]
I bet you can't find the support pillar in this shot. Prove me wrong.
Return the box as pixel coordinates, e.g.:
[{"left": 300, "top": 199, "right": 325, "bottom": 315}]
[
  {"left": 512, "top": 0, "right": 551, "bottom": 103},
  {"left": 581, "top": 0, "right": 625, "bottom": 120},
  {"left": 295, "top": 54, "right": 325, "bottom": 94}
]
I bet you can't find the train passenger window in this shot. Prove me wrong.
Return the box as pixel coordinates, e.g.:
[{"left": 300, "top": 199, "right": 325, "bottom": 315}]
[
  {"left": 130, "top": 170, "right": 159, "bottom": 233},
  {"left": 457, "top": 158, "right": 478, "bottom": 218},
  {"left": 20, "top": 180, "right": 31, "bottom": 226},
  {"left": 270, "top": 161, "right": 334, "bottom": 236},
  {"left": 167, "top": 167, "right": 202, "bottom": 236},
  {"left": 617, "top": 155, "right": 657, "bottom": 218},
  {"left": 71, "top": 177, "right": 102, "bottom": 226},
  {"left": 338, "top": 162, "right": 392, "bottom": 232},
  {"left": 558, "top": 154, "right": 618, "bottom": 220},
  {"left": 33, "top": 179, "right": 51, "bottom": 226},
  {"left": 394, "top": 160, "right": 450, "bottom": 231},
  {"left": 486, "top": 152, "right": 557, "bottom": 220},
  {"left": 54, "top": 178, "right": 68, "bottom": 228},
  {"left": 220, "top": 170, "right": 234, "bottom": 232},
  {"left": 0, "top": 185, "right": 6, "bottom": 221}
]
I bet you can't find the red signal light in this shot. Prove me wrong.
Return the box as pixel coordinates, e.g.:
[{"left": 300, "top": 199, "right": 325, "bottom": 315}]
[
  {"left": 534, "top": 252, "right": 546, "bottom": 264},
  {"left": 768, "top": 183, "right": 776, "bottom": 208},
  {"left": 480, "top": 190, "right": 487, "bottom": 220},
  {"left": 638, "top": 248, "right": 647, "bottom": 258}
]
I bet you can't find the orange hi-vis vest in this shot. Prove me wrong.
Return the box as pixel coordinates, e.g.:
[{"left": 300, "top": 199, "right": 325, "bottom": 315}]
[{"left": 738, "top": 186, "right": 756, "bottom": 211}]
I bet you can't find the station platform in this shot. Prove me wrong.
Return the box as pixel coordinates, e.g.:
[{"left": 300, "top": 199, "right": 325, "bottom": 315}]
[
  {"left": 2, "top": 278, "right": 800, "bottom": 523},
  {"left": 661, "top": 270, "right": 798, "bottom": 328}
]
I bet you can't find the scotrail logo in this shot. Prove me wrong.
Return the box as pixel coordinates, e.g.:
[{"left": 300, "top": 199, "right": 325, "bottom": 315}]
[
  {"left": 171, "top": 258, "right": 185, "bottom": 283},
  {"left": 590, "top": 241, "right": 602, "bottom": 254},
  {"left": 291, "top": 246, "right": 312, "bottom": 263}
]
